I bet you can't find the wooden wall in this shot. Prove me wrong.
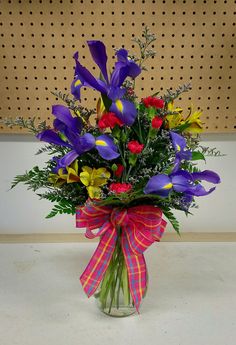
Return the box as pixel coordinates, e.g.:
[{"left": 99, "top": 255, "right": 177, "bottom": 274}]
[{"left": 0, "top": 0, "right": 235, "bottom": 133}]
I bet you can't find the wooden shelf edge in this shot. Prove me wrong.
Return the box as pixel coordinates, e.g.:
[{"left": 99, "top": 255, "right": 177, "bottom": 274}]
[{"left": 0, "top": 232, "right": 236, "bottom": 243}]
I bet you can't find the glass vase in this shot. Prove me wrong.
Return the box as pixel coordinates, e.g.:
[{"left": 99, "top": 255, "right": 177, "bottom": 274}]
[{"left": 94, "top": 228, "right": 146, "bottom": 317}]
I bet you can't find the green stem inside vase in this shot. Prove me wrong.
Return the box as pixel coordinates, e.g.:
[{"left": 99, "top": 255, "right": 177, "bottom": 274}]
[{"left": 96, "top": 227, "right": 134, "bottom": 316}]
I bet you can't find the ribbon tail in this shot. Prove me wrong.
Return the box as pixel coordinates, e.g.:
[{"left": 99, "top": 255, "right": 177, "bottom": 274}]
[
  {"left": 80, "top": 225, "right": 117, "bottom": 297},
  {"left": 121, "top": 234, "right": 147, "bottom": 313}
]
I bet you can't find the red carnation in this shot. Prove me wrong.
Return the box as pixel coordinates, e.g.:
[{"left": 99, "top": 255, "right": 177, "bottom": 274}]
[
  {"left": 127, "top": 140, "right": 144, "bottom": 154},
  {"left": 114, "top": 164, "right": 124, "bottom": 178},
  {"left": 151, "top": 116, "right": 163, "bottom": 129},
  {"left": 109, "top": 182, "right": 132, "bottom": 194},
  {"left": 98, "top": 112, "right": 123, "bottom": 129},
  {"left": 142, "top": 96, "right": 165, "bottom": 109}
]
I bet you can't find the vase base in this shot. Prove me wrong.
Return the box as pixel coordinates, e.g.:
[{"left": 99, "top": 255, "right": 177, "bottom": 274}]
[{"left": 100, "top": 305, "right": 136, "bottom": 318}]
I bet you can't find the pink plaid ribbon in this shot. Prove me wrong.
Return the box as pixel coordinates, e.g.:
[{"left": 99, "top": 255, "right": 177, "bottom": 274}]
[{"left": 76, "top": 202, "right": 167, "bottom": 311}]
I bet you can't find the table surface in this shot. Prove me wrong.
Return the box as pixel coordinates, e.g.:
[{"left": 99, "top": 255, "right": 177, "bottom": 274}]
[{"left": 1, "top": 242, "right": 236, "bottom": 345}]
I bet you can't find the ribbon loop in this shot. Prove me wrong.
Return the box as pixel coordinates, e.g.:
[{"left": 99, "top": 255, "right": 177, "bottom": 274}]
[{"left": 76, "top": 203, "right": 167, "bottom": 311}]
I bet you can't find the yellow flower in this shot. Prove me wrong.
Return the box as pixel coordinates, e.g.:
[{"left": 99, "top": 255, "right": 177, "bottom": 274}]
[
  {"left": 48, "top": 160, "right": 80, "bottom": 187},
  {"left": 183, "top": 107, "right": 204, "bottom": 134},
  {"left": 165, "top": 102, "right": 204, "bottom": 134},
  {"left": 80, "top": 166, "right": 110, "bottom": 199},
  {"left": 48, "top": 168, "right": 68, "bottom": 187},
  {"left": 66, "top": 160, "right": 81, "bottom": 183},
  {"left": 165, "top": 101, "right": 184, "bottom": 129}
]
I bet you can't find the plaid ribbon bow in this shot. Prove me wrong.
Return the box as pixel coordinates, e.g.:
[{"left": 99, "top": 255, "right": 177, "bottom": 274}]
[{"left": 76, "top": 202, "right": 167, "bottom": 311}]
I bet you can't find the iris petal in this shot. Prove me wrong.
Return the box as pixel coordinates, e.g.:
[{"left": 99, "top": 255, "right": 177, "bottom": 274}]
[
  {"left": 53, "top": 119, "right": 67, "bottom": 133},
  {"left": 170, "top": 131, "right": 186, "bottom": 152},
  {"left": 75, "top": 133, "right": 96, "bottom": 154},
  {"left": 73, "top": 51, "right": 107, "bottom": 94},
  {"left": 171, "top": 175, "right": 191, "bottom": 193},
  {"left": 52, "top": 105, "right": 82, "bottom": 133},
  {"left": 36, "top": 129, "right": 71, "bottom": 148},
  {"left": 95, "top": 134, "right": 120, "bottom": 160},
  {"left": 186, "top": 185, "right": 216, "bottom": 197},
  {"left": 116, "top": 49, "right": 128, "bottom": 63},
  {"left": 144, "top": 174, "right": 173, "bottom": 197},
  {"left": 58, "top": 150, "right": 79, "bottom": 168},
  {"left": 87, "top": 40, "right": 108, "bottom": 83},
  {"left": 110, "top": 65, "right": 130, "bottom": 87},
  {"left": 107, "top": 86, "right": 126, "bottom": 101},
  {"left": 126, "top": 60, "right": 142, "bottom": 79},
  {"left": 71, "top": 76, "right": 83, "bottom": 101},
  {"left": 110, "top": 99, "right": 137, "bottom": 126},
  {"left": 191, "top": 170, "right": 221, "bottom": 184},
  {"left": 171, "top": 170, "right": 193, "bottom": 181},
  {"left": 115, "top": 49, "right": 141, "bottom": 79}
]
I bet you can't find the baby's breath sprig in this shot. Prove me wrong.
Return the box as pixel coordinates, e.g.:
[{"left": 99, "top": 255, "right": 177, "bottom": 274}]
[
  {"left": 163, "top": 83, "right": 192, "bottom": 105},
  {"left": 132, "top": 26, "right": 157, "bottom": 70},
  {"left": 1, "top": 116, "right": 49, "bottom": 134}
]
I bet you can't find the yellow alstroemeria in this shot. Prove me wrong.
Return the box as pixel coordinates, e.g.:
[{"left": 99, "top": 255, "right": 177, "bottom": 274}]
[
  {"left": 48, "top": 160, "right": 80, "bottom": 187},
  {"left": 48, "top": 168, "right": 68, "bottom": 187},
  {"left": 80, "top": 166, "right": 111, "bottom": 199},
  {"left": 165, "top": 101, "right": 184, "bottom": 129},
  {"left": 183, "top": 107, "right": 204, "bottom": 134},
  {"left": 66, "top": 160, "right": 81, "bottom": 183}
]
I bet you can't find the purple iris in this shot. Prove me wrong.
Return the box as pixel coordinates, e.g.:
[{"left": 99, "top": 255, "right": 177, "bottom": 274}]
[
  {"left": 36, "top": 105, "right": 120, "bottom": 168},
  {"left": 144, "top": 169, "right": 220, "bottom": 198},
  {"left": 170, "top": 131, "right": 192, "bottom": 172},
  {"left": 71, "top": 41, "right": 141, "bottom": 126}
]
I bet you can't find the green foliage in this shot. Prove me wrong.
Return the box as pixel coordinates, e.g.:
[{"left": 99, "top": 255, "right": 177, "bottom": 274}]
[
  {"left": 11, "top": 166, "right": 51, "bottom": 191},
  {"left": 199, "top": 145, "right": 226, "bottom": 157},
  {"left": 162, "top": 209, "right": 180, "bottom": 235},
  {"left": 45, "top": 201, "right": 76, "bottom": 219},
  {"left": 1, "top": 117, "right": 49, "bottom": 134},
  {"left": 191, "top": 151, "right": 206, "bottom": 161}
]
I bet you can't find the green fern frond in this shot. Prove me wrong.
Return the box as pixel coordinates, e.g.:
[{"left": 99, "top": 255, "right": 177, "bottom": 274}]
[
  {"left": 45, "top": 201, "right": 76, "bottom": 219},
  {"left": 163, "top": 209, "right": 180, "bottom": 235}
]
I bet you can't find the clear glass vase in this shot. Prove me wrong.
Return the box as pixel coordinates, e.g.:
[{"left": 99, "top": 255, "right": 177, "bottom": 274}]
[{"left": 94, "top": 229, "right": 146, "bottom": 317}]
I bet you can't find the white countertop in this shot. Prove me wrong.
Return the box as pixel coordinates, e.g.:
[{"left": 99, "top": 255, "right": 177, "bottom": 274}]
[{"left": 1, "top": 242, "right": 235, "bottom": 345}]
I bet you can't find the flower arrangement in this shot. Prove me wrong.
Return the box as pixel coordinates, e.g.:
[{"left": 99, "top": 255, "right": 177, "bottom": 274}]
[{"left": 5, "top": 28, "right": 220, "bottom": 317}]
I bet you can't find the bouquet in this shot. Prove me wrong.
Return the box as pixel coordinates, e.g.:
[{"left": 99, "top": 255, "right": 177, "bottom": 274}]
[{"left": 6, "top": 28, "right": 220, "bottom": 317}]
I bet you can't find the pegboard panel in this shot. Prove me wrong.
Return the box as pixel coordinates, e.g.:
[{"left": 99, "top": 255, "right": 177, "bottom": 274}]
[{"left": 0, "top": 0, "right": 235, "bottom": 133}]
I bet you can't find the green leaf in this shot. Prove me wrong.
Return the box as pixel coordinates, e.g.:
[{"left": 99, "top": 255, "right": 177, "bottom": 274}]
[
  {"left": 151, "top": 91, "right": 160, "bottom": 97},
  {"left": 101, "top": 93, "right": 112, "bottom": 111},
  {"left": 147, "top": 107, "right": 156, "bottom": 120},
  {"left": 128, "top": 153, "right": 137, "bottom": 166},
  {"left": 175, "top": 121, "right": 191, "bottom": 132},
  {"left": 111, "top": 125, "right": 121, "bottom": 139},
  {"left": 191, "top": 151, "right": 205, "bottom": 161},
  {"left": 163, "top": 209, "right": 180, "bottom": 235},
  {"left": 45, "top": 201, "right": 76, "bottom": 219}
]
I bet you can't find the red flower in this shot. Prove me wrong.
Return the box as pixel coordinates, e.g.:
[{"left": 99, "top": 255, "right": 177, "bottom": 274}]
[
  {"left": 127, "top": 140, "right": 144, "bottom": 154},
  {"left": 114, "top": 164, "right": 124, "bottom": 178},
  {"left": 109, "top": 183, "right": 132, "bottom": 194},
  {"left": 98, "top": 112, "right": 123, "bottom": 129},
  {"left": 151, "top": 116, "right": 163, "bottom": 129},
  {"left": 142, "top": 96, "right": 165, "bottom": 109}
]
